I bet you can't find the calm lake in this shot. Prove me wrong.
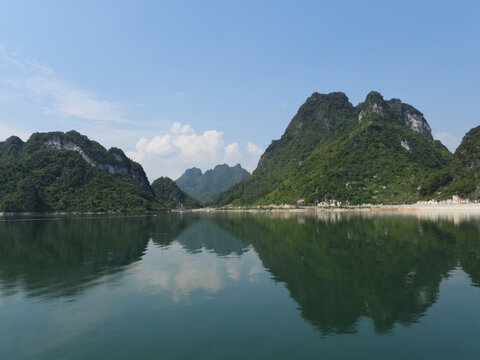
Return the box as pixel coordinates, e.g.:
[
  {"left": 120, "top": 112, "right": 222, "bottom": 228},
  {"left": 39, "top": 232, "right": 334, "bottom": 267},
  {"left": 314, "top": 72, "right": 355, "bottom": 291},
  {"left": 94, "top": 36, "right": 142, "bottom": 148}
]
[{"left": 1, "top": 212, "right": 480, "bottom": 359}]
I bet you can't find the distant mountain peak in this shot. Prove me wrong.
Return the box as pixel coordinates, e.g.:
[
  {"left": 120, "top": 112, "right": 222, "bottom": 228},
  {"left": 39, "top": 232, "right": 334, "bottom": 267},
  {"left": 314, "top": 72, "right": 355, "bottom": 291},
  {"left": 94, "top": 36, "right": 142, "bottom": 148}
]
[
  {"left": 357, "top": 91, "right": 387, "bottom": 122},
  {"left": 176, "top": 163, "right": 250, "bottom": 202},
  {"left": 364, "top": 90, "right": 385, "bottom": 104},
  {"left": 213, "top": 163, "right": 234, "bottom": 171},
  {"left": 184, "top": 167, "right": 203, "bottom": 176},
  {"left": 357, "top": 92, "right": 432, "bottom": 137},
  {"left": 4, "top": 136, "right": 24, "bottom": 145}
]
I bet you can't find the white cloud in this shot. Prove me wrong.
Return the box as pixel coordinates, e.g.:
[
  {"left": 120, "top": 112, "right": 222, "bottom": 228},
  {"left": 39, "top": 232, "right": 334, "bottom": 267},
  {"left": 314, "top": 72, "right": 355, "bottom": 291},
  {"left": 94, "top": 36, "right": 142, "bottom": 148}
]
[
  {"left": 147, "top": 135, "right": 179, "bottom": 157},
  {"left": 242, "top": 142, "right": 264, "bottom": 173},
  {"left": 174, "top": 128, "right": 223, "bottom": 158},
  {"left": 248, "top": 265, "right": 262, "bottom": 283},
  {"left": 134, "top": 242, "right": 224, "bottom": 302},
  {"left": 0, "top": 46, "right": 264, "bottom": 180},
  {"left": 247, "top": 141, "right": 263, "bottom": 156},
  {"left": 126, "top": 122, "right": 225, "bottom": 179},
  {"left": 434, "top": 132, "right": 460, "bottom": 152},
  {"left": 225, "top": 258, "right": 241, "bottom": 281},
  {"left": 126, "top": 123, "right": 264, "bottom": 180},
  {"left": 223, "top": 142, "right": 242, "bottom": 164}
]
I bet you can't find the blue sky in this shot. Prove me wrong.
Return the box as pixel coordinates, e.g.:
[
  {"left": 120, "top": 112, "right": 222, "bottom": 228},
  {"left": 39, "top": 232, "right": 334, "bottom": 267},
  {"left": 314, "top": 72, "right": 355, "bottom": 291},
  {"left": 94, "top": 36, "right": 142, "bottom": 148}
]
[{"left": 0, "top": 0, "right": 479, "bottom": 180}]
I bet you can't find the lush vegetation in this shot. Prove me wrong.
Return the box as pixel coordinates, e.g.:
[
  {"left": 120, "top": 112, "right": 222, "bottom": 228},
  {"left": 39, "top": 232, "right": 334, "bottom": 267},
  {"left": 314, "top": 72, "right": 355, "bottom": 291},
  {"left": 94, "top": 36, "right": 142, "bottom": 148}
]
[
  {"left": 151, "top": 176, "right": 201, "bottom": 209},
  {"left": 0, "top": 131, "right": 185, "bottom": 212},
  {"left": 215, "top": 91, "right": 475, "bottom": 206},
  {"left": 441, "top": 126, "right": 480, "bottom": 198},
  {"left": 176, "top": 163, "right": 250, "bottom": 202},
  {"left": 2, "top": 92, "right": 480, "bottom": 211}
]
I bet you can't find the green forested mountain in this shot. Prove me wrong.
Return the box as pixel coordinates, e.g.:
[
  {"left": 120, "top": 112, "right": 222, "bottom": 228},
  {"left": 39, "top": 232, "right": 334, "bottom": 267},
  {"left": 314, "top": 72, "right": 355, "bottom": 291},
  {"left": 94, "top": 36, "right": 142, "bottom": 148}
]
[
  {"left": 175, "top": 167, "right": 203, "bottom": 190},
  {"left": 176, "top": 163, "right": 250, "bottom": 202},
  {"left": 151, "top": 176, "right": 201, "bottom": 209},
  {"left": 0, "top": 131, "right": 181, "bottom": 212},
  {"left": 3, "top": 93, "right": 479, "bottom": 211},
  {"left": 216, "top": 91, "right": 456, "bottom": 206},
  {"left": 443, "top": 126, "right": 480, "bottom": 198}
]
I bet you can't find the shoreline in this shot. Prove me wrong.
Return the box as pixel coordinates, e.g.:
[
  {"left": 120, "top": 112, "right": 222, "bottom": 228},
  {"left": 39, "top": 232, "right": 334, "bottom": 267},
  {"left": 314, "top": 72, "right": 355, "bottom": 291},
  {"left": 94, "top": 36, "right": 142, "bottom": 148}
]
[
  {"left": 192, "top": 203, "right": 480, "bottom": 213},
  {"left": 0, "top": 210, "right": 162, "bottom": 217},
  {"left": 2, "top": 203, "right": 480, "bottom": 217}
]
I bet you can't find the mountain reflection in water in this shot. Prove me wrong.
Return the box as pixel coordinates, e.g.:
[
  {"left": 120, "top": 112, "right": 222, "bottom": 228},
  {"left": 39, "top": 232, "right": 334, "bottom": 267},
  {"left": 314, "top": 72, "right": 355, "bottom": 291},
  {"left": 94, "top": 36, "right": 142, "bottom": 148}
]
[
  {"left": 212, "top": 212, "right": 480, "bottom": 335},
  {"left": 1, "top": 212, "right": 479, "bottom": 337}
]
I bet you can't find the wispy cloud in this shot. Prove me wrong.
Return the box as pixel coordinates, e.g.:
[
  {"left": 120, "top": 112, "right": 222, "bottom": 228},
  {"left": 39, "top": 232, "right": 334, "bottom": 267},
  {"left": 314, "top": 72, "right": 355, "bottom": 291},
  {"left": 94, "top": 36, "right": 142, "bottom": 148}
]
[
  {"left": 26, "top": 74, "right": 128, "bottom": 123},
  {"left": 0, "top": 45, "right": 129, "bottom": 124},
  {"left": 0, "top": 45, "right": 25, "bottom": 69},
  {"left": 0, "top": 45, "right": 263, "bottom": 180}
]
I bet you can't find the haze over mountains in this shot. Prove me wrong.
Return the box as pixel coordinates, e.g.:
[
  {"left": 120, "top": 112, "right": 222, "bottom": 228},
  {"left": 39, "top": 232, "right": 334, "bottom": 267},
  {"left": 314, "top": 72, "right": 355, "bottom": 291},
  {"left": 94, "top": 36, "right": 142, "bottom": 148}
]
[{"left": 176, "top": 164, "right": 250, "bottom": 202}]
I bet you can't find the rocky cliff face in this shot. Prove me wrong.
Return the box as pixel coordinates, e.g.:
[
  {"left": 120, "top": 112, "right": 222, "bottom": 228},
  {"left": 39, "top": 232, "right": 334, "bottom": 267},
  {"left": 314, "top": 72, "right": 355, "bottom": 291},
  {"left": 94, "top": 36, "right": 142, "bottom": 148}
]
[
  {"left": 41, "top": 131, "right": 150, "bottom": 187},
  {"left": 0, "top": 131, "right": 159, "bottom": 212},
  {"left": 357, "top": 91, "right": 432, "bottom": 137}
]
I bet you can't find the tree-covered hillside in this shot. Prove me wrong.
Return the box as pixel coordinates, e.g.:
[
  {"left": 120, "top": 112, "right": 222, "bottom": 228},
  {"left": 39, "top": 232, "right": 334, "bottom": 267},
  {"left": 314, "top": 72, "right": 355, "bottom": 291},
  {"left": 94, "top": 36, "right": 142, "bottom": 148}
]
[
  {"left": 443, "top": 126, "right": 480, "bottom": 198},
  {"left": 0, "top": 131, "right": 182, "bottom": 212},
  {"left": 176, "top": 163, "right": 250, "bottom": 202},
  {"left": 216, "top": 91, "right": 456, "bottom": 206},
  {"left": 151, "top": 176, "right": 201, "bottom": 209}
]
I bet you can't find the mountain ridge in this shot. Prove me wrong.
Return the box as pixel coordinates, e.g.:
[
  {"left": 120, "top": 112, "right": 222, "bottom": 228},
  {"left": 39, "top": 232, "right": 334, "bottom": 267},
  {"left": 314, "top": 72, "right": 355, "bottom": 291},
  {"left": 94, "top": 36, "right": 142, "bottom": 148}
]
[
  {"left": 216, "top": 90, "right": 459, "bottom": 206},
  {"left": 176, "top": 163, "right": 250, "bottom": 202},
  {"left": 0, "top": 131, "right": 191, "bottom": 212}
]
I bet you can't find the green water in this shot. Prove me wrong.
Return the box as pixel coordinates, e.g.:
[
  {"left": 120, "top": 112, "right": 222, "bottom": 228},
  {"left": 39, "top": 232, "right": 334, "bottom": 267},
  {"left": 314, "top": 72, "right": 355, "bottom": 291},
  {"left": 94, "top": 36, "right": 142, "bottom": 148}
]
[{"left": 1, "top": 212, "right": 480, "bottom": 359}]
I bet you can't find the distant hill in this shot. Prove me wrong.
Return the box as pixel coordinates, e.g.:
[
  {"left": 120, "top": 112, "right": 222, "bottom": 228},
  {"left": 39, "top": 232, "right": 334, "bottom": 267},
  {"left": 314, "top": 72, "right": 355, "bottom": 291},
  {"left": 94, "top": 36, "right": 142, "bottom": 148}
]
[
  {"left": 216, "top": 91, "right": 456, "bottom": 206},
  {"left": 0, "top": 131, "right": 193, "bottom": 212},
  {"left": 176, "top": 164, "right": 250, "bottom": 202},
  {"left": 151, "top": 177, "right": 201, "bottom": 209}
]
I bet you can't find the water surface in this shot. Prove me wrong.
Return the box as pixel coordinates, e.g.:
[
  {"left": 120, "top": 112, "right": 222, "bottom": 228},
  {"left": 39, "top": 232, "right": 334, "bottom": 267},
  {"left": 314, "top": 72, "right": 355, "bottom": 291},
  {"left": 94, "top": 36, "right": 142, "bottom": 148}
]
[{"left": 1, "top": 212, "right": 480, "bottom": 359}]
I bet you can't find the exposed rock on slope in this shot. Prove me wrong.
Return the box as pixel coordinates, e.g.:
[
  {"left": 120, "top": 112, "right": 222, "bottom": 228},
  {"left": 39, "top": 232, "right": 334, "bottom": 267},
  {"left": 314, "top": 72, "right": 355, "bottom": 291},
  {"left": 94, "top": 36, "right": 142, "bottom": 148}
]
[
  {"left": 216, "top": 91, "right": 453, "bottom": 205},
  {"left": 0, "top": 131, "right": 161, "bottom": 212}
]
